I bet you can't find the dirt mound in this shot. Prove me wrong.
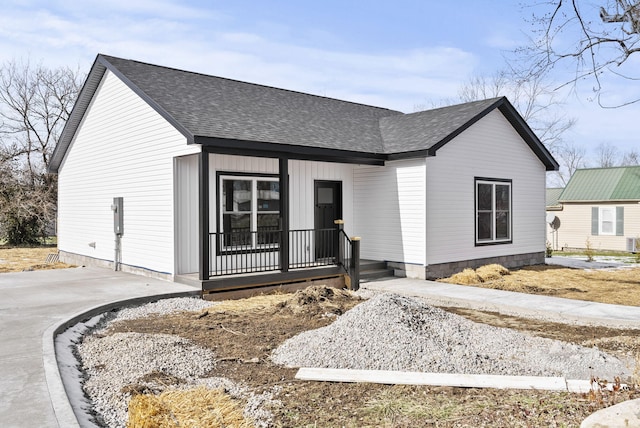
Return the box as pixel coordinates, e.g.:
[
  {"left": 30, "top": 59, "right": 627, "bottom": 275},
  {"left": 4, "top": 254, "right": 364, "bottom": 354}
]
[{"left": 276, "top": 285, "right": 361, "bottom": 316}]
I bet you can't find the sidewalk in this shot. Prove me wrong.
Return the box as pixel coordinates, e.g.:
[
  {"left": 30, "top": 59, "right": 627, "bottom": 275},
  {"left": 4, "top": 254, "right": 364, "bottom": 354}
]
[
  {"left": 362, "top": 277, "right": 640, "bottom": 329},
  {"left": 0, "top": 267, "right": 197, "bottom": 428}
]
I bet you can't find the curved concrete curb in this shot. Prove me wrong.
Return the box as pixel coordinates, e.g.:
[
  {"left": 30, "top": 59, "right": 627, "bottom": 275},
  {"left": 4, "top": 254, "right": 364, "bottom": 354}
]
[
  {"left": 42, "top": 290, "right": 200, "bottom": 427},
  {"left": 580, "top": 398, "right": 640, "bottom": 428}
]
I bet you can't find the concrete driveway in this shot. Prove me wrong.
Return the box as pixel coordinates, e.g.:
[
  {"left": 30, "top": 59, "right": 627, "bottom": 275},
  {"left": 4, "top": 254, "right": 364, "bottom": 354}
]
[
  {"left": 0, "top": 267, "right": 197, "bottom": 428},
  {"left": 2, "top": 264, "right": 639, "bottom": 427}
]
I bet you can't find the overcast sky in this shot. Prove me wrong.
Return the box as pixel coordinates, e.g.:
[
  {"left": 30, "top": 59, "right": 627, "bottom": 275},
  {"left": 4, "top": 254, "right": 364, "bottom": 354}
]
[{"left": 1, "top": 0, "right": 638, "bottom": 163}]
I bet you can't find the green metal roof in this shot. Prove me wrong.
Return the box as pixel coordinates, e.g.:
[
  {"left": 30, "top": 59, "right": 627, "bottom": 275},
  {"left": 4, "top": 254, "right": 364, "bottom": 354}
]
[
  {"left": 559, "top": 166, "right": 640, "bottom": 202},
  {"left": 546, "top": 187, "right": 564, "bottom": 208}
]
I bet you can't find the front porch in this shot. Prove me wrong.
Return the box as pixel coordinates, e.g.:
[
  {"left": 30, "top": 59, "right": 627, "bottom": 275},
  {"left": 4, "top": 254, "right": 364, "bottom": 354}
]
[
  {"left": 177, "top": 224, "right": 361, "bottom": 295},
  {"left": 175, "top": 145, "right": 385, "bottom": 294}
]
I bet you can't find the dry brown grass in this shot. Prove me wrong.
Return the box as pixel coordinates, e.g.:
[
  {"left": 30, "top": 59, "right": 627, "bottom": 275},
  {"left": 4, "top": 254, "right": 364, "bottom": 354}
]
[
  {"left": 475, "top": 263, "right": 510, "bottom": 281},
  {"left": 0, "top": 247, "right": 75, "bottom": 273},
  {"left": 203, "top": 285, "right": 360, "bottom": 317},
  {"left": 446, "top": 268, "right": 482, "bottom": 285},
  {"left": 207, "top": 293, "right": 290, "bottom": 314},
  {"left": 127, "top": 386, "right": 253, "bottom": 428},
  {"left": 439, "top": 264, "right": 640, "bottom": 306},
  {"left": 445, "top": 264, "right": 510, "bottom": 285}
]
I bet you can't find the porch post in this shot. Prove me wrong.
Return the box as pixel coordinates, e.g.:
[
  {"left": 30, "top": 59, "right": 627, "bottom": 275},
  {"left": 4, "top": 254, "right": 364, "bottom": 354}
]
[
  {"left": 198, "top": 149, "right": 210, "bottom": 281},
  {"left": 279, "top": 157, "right": 289, "bottom": 272},
  {"left": 334, "top": 219, "right": 344, "bottom": 266},
  {"left": 350, "top": 237, "right": 361, "bottom": 291}
]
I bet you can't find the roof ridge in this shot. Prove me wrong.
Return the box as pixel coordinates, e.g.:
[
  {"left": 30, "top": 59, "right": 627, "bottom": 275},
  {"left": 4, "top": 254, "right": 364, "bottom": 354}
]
[
  {"left": 403, "top": 96, "right": 505, "bottom": 117},
  {"left": 98, "top": 54, "right": 403, "bottom": 115},
  {"left": 574, "top": 165, "right": 640, "bottom": 172}
]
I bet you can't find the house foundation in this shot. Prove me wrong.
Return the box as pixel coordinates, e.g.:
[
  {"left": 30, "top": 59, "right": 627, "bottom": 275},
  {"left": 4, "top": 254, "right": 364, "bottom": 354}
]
[
  {"left": 424, "top": 251, "right": 545, "bottom": 280},
  {"left": 58, "top": 250, "right": 175, "bottom": 282}
]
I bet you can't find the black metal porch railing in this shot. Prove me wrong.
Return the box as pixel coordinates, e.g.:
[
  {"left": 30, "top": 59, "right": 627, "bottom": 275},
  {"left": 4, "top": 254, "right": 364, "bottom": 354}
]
[
  {"left": 209, "top": 229, "right": 281, "bottom": 276},
  {"left": 289, "top": 228, "right": 337, "bottom": 269},
  {"left": 208, "top": 226, "right": 360, "bottom": 289},
  {"left": 337, "top": 228, "right": 360, "bottom": 290}
]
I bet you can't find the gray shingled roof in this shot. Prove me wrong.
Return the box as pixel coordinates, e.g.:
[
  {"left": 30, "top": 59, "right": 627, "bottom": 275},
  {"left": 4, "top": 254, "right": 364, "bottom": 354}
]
[
  {"left": 380, "top": 98, "right": 502, "bottom": 153},
  {"left": 49, "top": 54, "right": 559, "bottom": 172},
  {"left": 103, "top": 55, "right": 401, "bottom": 153}
]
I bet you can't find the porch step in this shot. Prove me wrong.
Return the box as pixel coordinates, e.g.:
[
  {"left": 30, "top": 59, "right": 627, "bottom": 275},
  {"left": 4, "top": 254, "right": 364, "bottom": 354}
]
[{"left": 359, "top": 260, "right": 395, "bottom": 282}]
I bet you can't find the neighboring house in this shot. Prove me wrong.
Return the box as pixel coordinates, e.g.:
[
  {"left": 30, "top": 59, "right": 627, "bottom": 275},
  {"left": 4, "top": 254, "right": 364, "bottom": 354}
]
[
  {"left": 551, "top": 166, "right": 640, "bottom": 252},
  {"left": 546, "top": 187, "right": 564, "bottom": 250},
  {"left": 48, "top": 54, "right": 558, "bottom": 294}
]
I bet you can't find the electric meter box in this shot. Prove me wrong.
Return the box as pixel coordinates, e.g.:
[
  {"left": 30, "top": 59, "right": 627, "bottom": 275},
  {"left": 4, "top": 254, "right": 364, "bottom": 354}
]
[{"left": 112, "top": 197, "right": 124, "bottom": 236}]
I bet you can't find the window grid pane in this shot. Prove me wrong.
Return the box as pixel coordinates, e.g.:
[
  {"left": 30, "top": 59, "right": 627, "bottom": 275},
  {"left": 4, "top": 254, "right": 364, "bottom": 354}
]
[
  {"left": 477, "top": 184, "right": 492, "bottom": 210},
  {"left": 477, "top": 212, "right": 493, "bottom": 240}
]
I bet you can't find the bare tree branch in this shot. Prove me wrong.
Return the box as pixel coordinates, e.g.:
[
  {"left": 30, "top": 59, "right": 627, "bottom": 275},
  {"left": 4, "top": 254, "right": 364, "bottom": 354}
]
[
  {"left": 518, "top": 0, "right": 640, "bottom": 107},
  {"left": 595, "top": 142, "right": 620, "bottom": 167},
  {"left": 0, "top": 58, "right": 83, "bottom": 244}
]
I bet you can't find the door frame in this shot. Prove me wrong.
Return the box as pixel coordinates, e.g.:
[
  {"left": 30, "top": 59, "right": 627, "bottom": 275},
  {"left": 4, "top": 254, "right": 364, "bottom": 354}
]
[
  {"left": 314, "top": 180, "right": 342, "bottom": 260},
  {"left": 314, "top": 180, "right": 343, "bottom": 229}
]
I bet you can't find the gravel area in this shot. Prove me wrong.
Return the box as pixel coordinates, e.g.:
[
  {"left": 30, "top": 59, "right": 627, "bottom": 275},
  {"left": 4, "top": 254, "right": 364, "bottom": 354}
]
[
  {"left": 272, "top": 293, "right": 634, "bottom": 380},
  {"left": 79, "top": 332, "right": 217, "bottom": 427},
  {"left": 73, "top": 297, "right": 278, "bottom": 428},
  {"left": 103, "top": 297, "right": 215, "bottom": 323},
  {"left": 71, "top": 293, "right": 634, "bottom": 428}
]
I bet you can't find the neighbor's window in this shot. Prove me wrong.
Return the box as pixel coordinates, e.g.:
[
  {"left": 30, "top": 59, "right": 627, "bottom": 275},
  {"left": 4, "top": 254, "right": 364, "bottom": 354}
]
[
  {"left": 593, "top": 206, "right": 624, "bottom": 236},
  {"left": 476, "top": 178, "right": 512, "bottom": 245},
  {"left": 599, "top": 207, "right": 615, "bottom": 235},
  {"left": 220, "top": 175, "right": 280, "bottom": 250}
]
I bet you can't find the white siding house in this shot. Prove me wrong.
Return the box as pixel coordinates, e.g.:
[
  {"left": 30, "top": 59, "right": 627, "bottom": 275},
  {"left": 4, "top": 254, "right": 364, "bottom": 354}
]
[
  {"left": 57, "top": 70, "right": 198, "bottom": 276},
  {"left": 423, "top": 109, "right": 547, "bottom": 277},
  {"left": 354, "top": 159, "right": 426, "bottom": 267},
  {"left": 50, "top": 54, "right": 558, "bottom": 292}
]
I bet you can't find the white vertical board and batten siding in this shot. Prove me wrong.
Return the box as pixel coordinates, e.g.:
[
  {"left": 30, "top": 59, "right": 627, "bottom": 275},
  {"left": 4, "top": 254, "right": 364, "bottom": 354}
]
[
  {"left": 353, "top": 159, "right": 426, "bottom": 264},
  {"left": 57, "top": 70, "right": 199, "bottom": 274},
  {"left": 289, "top": 160, "right": 353, "bottom": 233},
  {"left": 175, "top": 154, "right": 199, "bottom": 274},
  {"left": 426, "top": 109, "right": 546, "bottom": 265},
  {"left": 208, "top": 155, "right": 353, "bottom": 233},
  {"left": 207, "top": 155, "right": 354, "bottom": 271}
]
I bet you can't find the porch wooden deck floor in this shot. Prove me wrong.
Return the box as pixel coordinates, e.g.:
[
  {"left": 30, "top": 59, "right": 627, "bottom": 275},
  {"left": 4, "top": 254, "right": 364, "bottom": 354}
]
[{"left": 175, "top": 260, "right": 390, "bottom": 293}]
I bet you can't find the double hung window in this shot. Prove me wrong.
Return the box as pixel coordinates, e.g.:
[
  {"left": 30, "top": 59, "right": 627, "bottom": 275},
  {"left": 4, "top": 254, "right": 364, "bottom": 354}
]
[
  {"left": 220, "top": 175, "right": 280, "bottom": 250},
  {"left": 592, "top": 206, "right": 623, "bottom": 236},
  {"left": 476, "top": 178, "right": 512, "bottom": 245},
  {"left": 599, "top": 207, "right": 615, "bottom": 235}
]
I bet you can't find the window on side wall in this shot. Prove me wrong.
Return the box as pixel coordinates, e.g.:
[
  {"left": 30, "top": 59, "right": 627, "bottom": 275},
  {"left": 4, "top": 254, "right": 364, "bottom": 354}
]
[
  {"left": 475, "top": 178, "right": 512, "bottom": 245},
  {"left": 592, "top": 206, "right": 624, "bottom": 236},
  {"left": 219, "top": 174, "right": 280, "bottom": 251}
]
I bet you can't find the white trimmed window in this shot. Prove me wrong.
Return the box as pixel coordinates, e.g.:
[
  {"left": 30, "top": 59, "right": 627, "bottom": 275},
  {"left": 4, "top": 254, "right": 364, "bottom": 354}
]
[
  {"left": 219, "top": 175, "right": 280, "bottom": 250},
  {"left": 475, "top": 178, "right": 512, "bottom": 245},
  {"left": 599, "top": 207, "right": 615, "bottom": 235},
  {"left": 592, "top": 206, "right": 624, "bottom": 236}
]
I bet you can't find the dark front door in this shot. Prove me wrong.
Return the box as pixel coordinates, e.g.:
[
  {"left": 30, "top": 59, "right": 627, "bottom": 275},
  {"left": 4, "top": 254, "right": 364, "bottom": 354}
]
[{"left": 314, "top": 180, "right": 342, "bottom": 260}]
